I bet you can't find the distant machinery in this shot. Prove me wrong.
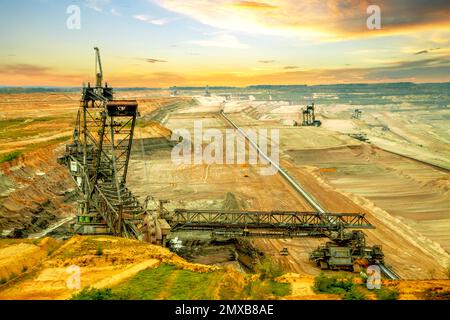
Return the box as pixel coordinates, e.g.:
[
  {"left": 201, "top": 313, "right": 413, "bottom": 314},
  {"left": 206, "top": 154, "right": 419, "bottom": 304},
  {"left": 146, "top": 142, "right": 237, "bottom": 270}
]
[
  {"left": 348, "top": 133, "right": 369, "bottom": 142},
  {"left": 352, "top": 109, "right": 362, "bottom": 119},
  {"left": 204, "top": 85, "right": 211, "bottom": 97},
  {"left": 58, "top": 48, "right": 170, "bottom": 244},
  {"left": 301, "top": 102, "right": 322, "bottom": 127}
]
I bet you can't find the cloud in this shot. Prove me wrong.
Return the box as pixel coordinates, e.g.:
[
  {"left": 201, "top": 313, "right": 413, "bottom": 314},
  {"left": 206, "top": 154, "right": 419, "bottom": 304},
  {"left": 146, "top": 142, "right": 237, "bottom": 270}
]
[
  {"left": 0, "top": 64, "right": 51, "bottom": 75},
  {"left": 145, "top": 58, "right": 168, "bottom": 63},
  {"left": 283, "top": 66, "right": 299, "bottom": 69},
  {"left": 110, "top": 8, "right": 121, "bottom": 16},
  {"left": 84, "top": 0, "right": 110, "bottom": 12},
  {"left": 134, "top": 14, "right": 151, "bottom": 22},
  {"left": 150, "top": 18, "right": 175, "bottom": 25},
  {"left": 155, "top": 0, "right": 450, "bottom": 40},
  {"left": 258, "top": 60, "right": 275, "bottom": 63},
  {"left": 133, "top": 14, "right": 176, "bottom": 25},
  {"left": 187, "top": 34, "right": 249, "bottom": 48},
  {"left": 414, "top": 48, "right": 441, "bottom": 55},
  {"left": 0, "top": 63, "right": 87, "bottom": 86},
  {"left": 232, "top": 1, "right": 278, "bottom": 10},
  {"left": 133, "top": 57, "right": 168, "bottom": 63}
]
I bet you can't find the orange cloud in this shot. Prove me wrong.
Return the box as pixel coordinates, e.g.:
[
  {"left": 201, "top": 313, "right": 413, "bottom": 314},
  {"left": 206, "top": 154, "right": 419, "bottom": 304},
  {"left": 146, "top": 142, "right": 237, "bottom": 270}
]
[
  {"left": 0, "top": 63, "right": 88, "bottom": 86},
  {"left": 156, "top": 0, "right": 450, "bottom": 40},
  {"left": 231, "top": 1, "right": 278, "bottom": 10},
  {"left": 2, "top": 55, "right": 449, "bottom": 87}
]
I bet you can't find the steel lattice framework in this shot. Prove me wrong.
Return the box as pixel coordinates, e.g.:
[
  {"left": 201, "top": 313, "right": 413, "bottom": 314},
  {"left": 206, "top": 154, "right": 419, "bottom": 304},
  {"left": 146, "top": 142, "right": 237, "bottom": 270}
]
[
  {"left": 59, "top": 49, "right": 147, "bottom": 239},
  {"left": 167, "top": 209, "right": 373, "bottom": 237}
]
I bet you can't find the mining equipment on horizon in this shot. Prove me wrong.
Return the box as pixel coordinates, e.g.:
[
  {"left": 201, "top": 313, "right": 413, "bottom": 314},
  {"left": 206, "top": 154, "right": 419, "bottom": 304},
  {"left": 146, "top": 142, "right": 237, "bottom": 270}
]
[
  {"left": 352, "top": 109, "right": 363, "bottom": 119},
  {"left": 204, "top": 85, "right": 211, "bottom": 97},
  {"left": 301, "top": 102, "right": 322, "bottom": 126}
]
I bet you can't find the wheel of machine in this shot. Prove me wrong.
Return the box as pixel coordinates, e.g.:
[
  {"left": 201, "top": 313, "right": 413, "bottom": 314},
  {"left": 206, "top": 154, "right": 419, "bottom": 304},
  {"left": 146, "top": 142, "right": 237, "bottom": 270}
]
[{"left": 320, "top": 261, "right": 329, "bottom": 269}]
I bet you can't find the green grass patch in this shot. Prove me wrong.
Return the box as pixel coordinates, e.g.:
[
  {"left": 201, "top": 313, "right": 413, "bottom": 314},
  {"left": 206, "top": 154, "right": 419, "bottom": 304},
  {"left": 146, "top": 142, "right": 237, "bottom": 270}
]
[
  {"left": 0, "top": 151, "right": 22, "bottom": 163},
  {"left": 70, "top": 258, "right": 293, "bottom": 301},
  {"left": 0, "top": 119, "right": 27, "bottom": 130},
  {"left": 343, "top": 286, "right": 367, "bottom": 300},
  {"left": 268, "top": 280, "right": 291, "bottom": 296},
  {"left": 72, "top": 288, "right": 113, "bottom": 300},
  {"left": 313, "top": 273, "right": 366, "bottom": 300},
  {"left": 110, "top": 264, "right": 181, "bottom": 300},
  {"left": 374, "top": 286, "right": 400, "bottom": 300},
  {"left": 244, "top": 279, "right": 291, "bottom": 299},
  {"left": 71, "top": 264, "right": 221, "bottom": 300},
  {"left": 0, "top": 135, "right": 70, "bottom": 163},
  {"left": 314, "top": 273, "right": 354, "bottom": 295},
  {"left": 254, "top": 258, "right": 284, "bottom": 280},
  {"left": 0, "top": 116, "right": 68, "bottom": 141},
  {"left": 70, "top": 263, "right": 292, "bottom": 300},
  {"left": 167, "top": 268, "right": 217, "bottom": 300}
]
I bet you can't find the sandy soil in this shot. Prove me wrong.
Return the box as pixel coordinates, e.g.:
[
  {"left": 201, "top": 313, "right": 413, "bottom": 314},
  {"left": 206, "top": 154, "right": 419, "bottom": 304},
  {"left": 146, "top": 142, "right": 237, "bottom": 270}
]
[
  {"left": 320, "top": 103, "right": 450, "bottom": 169},
  {"left": 0, "top": 236, "right": 214, "bottom": 300}
]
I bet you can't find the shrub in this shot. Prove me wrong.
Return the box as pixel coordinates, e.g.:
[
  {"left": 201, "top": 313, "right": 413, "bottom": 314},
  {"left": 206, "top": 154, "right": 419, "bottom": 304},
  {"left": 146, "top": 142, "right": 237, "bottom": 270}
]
[
  {"left": 0, "top": 151, "right": 22, "bottom": 164},
  {"left": 96, "top": 244, "right": 103, "bottom": 256},
  {"left": 72, "top": 287, "right": 113, "bottom": 300},
  {"left": 422, "top": 288, "right": 450, "bottom": 300},
  {"left": 343, "top": 287, "right": 367, "bottom": 300},
  {"left": 0, "top": 278, "right": 6, "bottom": 285},
  {"left": 245, "top": 280, "right": 273, "bottom": 299},
  {"left": 254, "top": 258, "right": 283, "bottom": 280},
  {"left": 375, "top": 287, "right": 400, "bottom": 300},
  {"left": 313, "top": 273, "right": 355, "bottom": 295},
  {"left": 268, "top": 280, "right": 291, "bottom": 297}
]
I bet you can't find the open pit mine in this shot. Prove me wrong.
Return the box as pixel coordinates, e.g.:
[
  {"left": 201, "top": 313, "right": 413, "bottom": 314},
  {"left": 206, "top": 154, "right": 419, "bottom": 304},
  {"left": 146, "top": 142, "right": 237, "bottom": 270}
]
[{"left": 0, "top": 49, "right": 449, "bottom": 300}]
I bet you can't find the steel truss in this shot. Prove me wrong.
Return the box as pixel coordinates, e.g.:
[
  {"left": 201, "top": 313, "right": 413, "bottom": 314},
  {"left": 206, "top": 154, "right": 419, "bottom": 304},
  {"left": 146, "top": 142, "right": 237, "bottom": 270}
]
[{"left": 168, "top": 209, "right": 373, "bottom": 237}]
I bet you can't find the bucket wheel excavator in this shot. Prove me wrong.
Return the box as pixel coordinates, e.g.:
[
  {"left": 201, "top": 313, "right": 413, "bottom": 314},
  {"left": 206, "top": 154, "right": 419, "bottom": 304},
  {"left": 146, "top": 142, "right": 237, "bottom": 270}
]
[
  {"left": 58, "top": 48, "right": 170, "bottom": 244},
  {"left": 58, "top": 48, "right": 398, "bottom": 279}
]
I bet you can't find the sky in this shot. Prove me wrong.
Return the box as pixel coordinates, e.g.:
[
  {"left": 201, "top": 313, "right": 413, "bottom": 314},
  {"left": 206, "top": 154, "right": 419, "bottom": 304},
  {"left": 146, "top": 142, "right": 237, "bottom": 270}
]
[{"left": 0, "top": 0, "right": 449, "bottom": 87}]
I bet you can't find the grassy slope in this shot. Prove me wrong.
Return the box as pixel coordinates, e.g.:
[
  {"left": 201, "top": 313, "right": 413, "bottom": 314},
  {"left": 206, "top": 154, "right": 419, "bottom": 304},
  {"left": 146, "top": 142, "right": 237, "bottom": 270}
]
[{"left": 72, "top": 263, "right": 291, "bottom": 300}]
